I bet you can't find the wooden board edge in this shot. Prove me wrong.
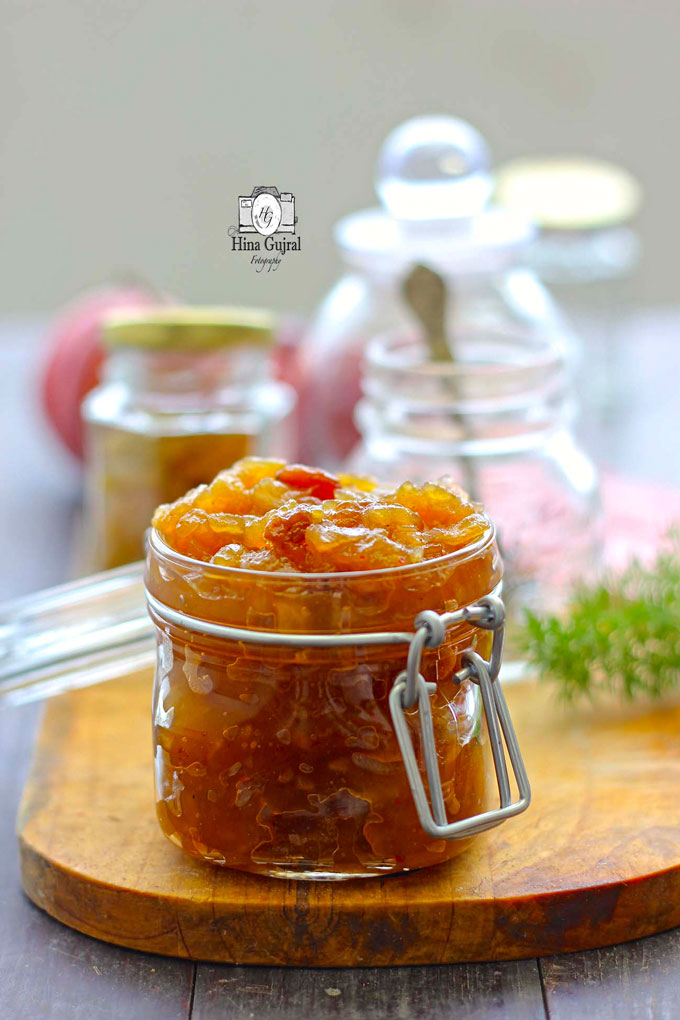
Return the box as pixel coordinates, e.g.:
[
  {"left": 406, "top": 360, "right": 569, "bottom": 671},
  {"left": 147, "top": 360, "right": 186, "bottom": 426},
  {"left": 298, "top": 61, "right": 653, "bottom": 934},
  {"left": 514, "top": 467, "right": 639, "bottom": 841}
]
[{"left": 18, "top": 834, "right": 680, "bottom": 967}]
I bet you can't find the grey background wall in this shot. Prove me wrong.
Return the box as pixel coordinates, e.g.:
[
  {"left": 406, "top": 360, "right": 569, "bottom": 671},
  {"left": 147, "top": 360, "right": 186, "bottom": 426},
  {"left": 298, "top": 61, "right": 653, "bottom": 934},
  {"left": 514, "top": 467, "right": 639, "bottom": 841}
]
[{"left": 0, "top": 0, "right": 676, "bottom": 319}]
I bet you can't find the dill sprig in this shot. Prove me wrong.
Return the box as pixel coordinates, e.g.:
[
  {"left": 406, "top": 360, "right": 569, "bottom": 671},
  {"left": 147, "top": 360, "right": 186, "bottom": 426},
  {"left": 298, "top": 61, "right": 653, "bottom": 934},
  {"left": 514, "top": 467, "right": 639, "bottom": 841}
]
[{"left": 522, "top": 534, "right": 680, "bottom": 701}]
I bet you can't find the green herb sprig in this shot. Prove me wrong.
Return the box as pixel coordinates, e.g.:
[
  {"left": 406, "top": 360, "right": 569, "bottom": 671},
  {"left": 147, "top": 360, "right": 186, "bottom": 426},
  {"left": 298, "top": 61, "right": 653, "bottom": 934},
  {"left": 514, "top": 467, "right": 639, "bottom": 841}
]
[{"left": 523, "top": 534, "right": 680, "bottom": 701}]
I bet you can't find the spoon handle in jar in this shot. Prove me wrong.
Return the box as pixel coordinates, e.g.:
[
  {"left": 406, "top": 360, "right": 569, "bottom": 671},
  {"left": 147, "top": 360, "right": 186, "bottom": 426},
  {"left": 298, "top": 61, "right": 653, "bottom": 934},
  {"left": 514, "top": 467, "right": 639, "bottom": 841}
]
[{"left": 0, "top": 562, "right": 154, "bottom": 707}]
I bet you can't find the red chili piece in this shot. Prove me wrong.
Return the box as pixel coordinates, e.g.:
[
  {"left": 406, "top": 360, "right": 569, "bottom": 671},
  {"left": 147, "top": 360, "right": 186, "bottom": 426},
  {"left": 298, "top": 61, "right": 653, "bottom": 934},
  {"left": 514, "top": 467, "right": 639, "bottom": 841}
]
[{"left": 276, "top": 464, "right": 340, "bottom": 501}]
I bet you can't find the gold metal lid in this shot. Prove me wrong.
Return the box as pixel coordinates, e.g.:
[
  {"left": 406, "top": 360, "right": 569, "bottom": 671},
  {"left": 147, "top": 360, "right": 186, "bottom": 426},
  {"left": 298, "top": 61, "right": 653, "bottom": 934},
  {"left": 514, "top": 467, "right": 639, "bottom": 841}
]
[
  {"left": 102, "top": 306, "right": 275, "bottom": 350},
  {"left": 494, "top": 157, "right": 642, "bottom": 230}
]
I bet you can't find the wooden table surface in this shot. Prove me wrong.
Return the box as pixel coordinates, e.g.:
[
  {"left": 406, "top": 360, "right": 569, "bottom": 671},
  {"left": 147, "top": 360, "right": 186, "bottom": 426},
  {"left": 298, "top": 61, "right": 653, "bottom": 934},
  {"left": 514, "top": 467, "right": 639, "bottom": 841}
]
[{"left": 2, "top": 314, "right": 680, "bottom": 1019}]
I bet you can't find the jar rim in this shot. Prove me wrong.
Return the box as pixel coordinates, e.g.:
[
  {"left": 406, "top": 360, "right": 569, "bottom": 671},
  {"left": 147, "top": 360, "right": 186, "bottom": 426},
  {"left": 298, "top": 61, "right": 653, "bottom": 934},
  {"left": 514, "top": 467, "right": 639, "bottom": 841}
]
[
  {"left": 147, "top": 518, "right": 497, "bottom": 584},
  {"left": 366, "top": 326, "right": 567, "bottom": 378},
  {"left": 361, "top": 327, "right": 571, "bottom": 416}
]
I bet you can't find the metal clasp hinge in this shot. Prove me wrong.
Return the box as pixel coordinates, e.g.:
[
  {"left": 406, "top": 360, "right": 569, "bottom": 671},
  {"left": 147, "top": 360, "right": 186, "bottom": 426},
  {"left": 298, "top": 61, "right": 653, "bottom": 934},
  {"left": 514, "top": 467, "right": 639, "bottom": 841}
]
[{"left": 389, "top": 595, "right": 531, "bottom": 840}]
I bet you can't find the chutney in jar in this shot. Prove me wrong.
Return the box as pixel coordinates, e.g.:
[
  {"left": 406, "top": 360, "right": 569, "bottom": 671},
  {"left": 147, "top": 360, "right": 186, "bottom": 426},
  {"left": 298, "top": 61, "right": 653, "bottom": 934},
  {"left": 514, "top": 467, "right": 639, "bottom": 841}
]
[
  {"left": 147, "top": 458, "right": 502, "bottom": 878},
  {"left": 82, "top": 308, "right": 295, "bottom": 570}
]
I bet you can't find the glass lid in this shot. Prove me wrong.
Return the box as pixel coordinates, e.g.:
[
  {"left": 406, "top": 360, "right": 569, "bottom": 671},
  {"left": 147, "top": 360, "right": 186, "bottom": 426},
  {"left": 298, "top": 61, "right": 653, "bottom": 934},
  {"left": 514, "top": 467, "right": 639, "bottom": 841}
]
[{"left": 335, "top": 115, "right": 533, "bottom": 276}]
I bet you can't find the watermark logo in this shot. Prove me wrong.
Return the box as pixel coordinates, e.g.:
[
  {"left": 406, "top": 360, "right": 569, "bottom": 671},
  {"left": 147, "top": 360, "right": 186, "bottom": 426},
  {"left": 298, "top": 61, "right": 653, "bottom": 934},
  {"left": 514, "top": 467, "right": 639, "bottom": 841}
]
[
  {"left": 239, "top": 187, "right": 296, "bottom": 236},
  {"left": 229, "top": 186, "right": 300, "bottom": 272}
]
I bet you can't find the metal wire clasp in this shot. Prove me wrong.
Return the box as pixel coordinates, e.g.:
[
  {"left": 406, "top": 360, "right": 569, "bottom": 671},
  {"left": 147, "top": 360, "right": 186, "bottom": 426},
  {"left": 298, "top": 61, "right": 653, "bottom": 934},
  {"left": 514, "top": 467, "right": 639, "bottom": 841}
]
[
  {"left": 146, "top": 586, "right": 529, "bottom": 842},
  {"left": 389, "top": 595, "right": 531, "bottom": 840}
]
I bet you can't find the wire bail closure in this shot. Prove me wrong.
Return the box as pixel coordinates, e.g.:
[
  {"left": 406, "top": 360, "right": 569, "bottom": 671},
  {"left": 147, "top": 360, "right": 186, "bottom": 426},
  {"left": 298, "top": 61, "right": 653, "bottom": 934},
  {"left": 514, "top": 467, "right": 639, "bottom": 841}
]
[
  {"left": 389, "top": 594, "right": 531, "bottom": 840},
  {"left": 146, "top": 588, "right": 530, "bottom": 842}
]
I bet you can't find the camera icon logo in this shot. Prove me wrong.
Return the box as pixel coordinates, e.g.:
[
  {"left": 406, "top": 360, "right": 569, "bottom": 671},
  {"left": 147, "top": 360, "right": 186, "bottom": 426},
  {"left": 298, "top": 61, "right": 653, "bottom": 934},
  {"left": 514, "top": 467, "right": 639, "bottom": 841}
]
[{"left": 238, "top": 187, "right": 296, "bottom": 237}]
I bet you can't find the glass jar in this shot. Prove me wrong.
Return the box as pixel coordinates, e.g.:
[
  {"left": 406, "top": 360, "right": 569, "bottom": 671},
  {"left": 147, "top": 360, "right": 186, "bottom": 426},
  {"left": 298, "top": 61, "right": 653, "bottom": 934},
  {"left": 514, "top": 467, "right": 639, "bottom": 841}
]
[
  {"left": 495, "top": 156, "right": 642, "bottom": 420},
  {"left": 294, "top": 115, "right": 575, "bottom": 468},
  {"left": 347, "top": 327, "right": 601, "bottom": 669},
  {"left": 82, "top": 308, "right": 296, "bottom": 571},
  {"left": 146, "top": 519, "right": 513, "bottom": 880}
]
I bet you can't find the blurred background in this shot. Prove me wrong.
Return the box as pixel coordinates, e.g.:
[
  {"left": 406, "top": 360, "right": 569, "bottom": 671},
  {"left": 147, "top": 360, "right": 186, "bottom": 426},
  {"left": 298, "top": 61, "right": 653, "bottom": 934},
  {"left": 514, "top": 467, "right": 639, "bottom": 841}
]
[
  {"left": 2, "top": 0, "right": 680, "bottom": 602},
  {"left": 0, "top": 0, "right": 676, "bottom": 316}
]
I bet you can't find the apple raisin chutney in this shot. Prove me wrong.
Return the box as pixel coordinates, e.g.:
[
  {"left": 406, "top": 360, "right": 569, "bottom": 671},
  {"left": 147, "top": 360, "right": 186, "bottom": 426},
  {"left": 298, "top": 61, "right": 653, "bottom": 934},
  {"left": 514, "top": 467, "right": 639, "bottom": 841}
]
[{"left": 146, "top": 458, "right": 523, "bottom": 879}]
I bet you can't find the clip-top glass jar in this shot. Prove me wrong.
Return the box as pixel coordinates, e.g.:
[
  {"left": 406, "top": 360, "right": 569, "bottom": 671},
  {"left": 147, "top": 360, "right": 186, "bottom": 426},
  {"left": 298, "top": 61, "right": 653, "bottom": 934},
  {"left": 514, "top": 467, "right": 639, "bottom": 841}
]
[
  {"left": 82, "top": 308, "right": 296, "bottom": 571},
  {"left": 146, "top": 512, "right": 529, "bottom": 880}
]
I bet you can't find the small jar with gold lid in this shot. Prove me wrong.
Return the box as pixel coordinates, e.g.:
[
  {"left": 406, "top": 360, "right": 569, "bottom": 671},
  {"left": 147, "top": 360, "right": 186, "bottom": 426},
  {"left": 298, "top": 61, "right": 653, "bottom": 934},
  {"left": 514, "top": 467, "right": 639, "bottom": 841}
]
[{"left": 81, "top": 307, "right": 296, "bottom": 571}]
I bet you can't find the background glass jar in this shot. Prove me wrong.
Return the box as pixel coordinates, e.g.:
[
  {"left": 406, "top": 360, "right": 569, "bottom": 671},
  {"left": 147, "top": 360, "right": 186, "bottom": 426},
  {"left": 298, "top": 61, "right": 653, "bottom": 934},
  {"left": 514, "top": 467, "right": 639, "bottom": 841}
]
[
  {"left": 347, "top": 327, "right": 601, "bottom": 671},
  {"left": 495, "top": 155, "right": 642, "bottom": 422},
  {"left": 82, "top": 308, "right": 296, "bottom": 571},
  {"left": 293, "top": 115, "right": 576, "bottom": 468},
  {"left": 146, "top": 523, "right": 502, "bottom": 880}
]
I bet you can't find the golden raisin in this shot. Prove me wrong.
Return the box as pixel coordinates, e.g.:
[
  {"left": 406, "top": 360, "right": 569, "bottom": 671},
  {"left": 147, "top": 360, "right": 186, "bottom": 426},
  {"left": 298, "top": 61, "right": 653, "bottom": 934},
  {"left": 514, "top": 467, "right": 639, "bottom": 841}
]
[{"left": 153, "top": 458, "right": 490, "bottom": 574}]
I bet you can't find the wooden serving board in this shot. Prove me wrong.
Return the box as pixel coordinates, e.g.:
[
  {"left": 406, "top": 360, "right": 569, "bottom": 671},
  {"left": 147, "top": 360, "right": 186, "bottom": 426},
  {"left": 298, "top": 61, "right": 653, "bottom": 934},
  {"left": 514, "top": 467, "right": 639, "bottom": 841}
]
[{"left": 17, "top": 671, "right": 680, "bottom": 967}]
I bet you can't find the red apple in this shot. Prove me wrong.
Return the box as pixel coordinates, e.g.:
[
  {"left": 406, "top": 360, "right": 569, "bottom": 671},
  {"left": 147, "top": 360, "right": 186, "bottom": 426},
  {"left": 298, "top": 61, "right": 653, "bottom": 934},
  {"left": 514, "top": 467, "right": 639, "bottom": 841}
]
[
  {"left": 41, "top": 283, "right": 168, "bottom": 460},
  {"left": 294, "top": 333, "right": 364, "bottom": 467}
]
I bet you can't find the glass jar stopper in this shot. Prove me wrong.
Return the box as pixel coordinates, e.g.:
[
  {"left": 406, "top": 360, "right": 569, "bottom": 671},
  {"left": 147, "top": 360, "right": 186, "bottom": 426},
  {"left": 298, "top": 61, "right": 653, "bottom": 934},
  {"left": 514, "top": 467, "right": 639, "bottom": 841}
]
[
  {"left": 335, "top": 115, "right": 532, "bottom": 274},
  {"left": 375, "top": 115, "right": 493, "bottom": 223}
]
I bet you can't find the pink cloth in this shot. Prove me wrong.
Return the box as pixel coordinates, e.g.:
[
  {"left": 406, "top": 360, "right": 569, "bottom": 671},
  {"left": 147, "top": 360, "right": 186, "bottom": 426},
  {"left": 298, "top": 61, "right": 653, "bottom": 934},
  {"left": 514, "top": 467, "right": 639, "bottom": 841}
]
[{"left": 602, "top": 474, "right": 680, "bottom": 569}]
